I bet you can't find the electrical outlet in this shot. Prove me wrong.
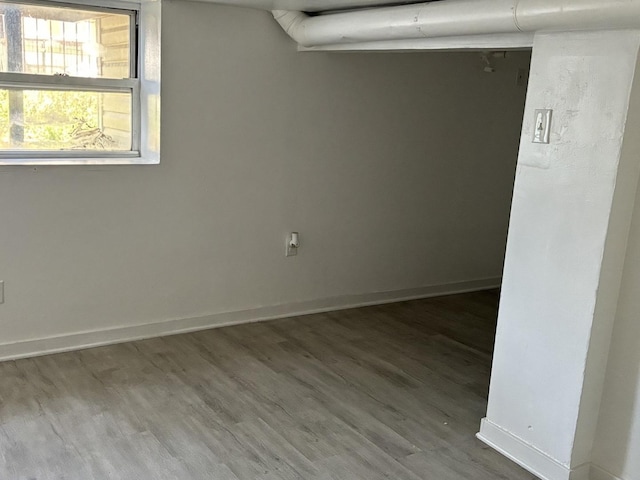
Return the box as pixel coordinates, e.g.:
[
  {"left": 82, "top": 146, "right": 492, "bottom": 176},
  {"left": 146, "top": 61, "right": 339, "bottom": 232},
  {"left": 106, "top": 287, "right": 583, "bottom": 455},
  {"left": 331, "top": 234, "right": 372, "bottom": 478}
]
[
  {"left": 286, "top": 243, "right": 298, "bottom": 257},
  {"left": 286, "top": 232, "right": 299, "bottom": 257}
]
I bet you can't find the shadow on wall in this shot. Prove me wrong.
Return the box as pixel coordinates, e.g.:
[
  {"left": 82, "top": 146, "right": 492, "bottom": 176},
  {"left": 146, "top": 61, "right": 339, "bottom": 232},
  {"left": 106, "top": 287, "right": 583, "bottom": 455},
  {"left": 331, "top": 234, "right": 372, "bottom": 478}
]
[{"left": 594, "top": 179, "right": 640, "bottom": 478}]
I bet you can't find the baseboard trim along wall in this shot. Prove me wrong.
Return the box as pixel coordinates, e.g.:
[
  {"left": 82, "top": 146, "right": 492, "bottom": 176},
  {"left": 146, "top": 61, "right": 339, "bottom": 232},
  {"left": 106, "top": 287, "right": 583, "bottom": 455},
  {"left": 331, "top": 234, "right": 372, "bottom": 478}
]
[
  {"left": 0, "top": 277, "right": 500, "bottom": 362},
  {"left": 477, "top": 418, "right": 591, "bottom": 480},
  {"left": 590, "top": 465, "right": 625, "bottom": 480}
]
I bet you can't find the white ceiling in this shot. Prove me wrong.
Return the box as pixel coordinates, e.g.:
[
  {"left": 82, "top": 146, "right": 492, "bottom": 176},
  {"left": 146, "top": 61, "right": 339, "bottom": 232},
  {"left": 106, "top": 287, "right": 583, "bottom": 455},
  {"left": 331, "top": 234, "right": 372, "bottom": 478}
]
[{"left": 191, "top": 0, "right": 434, "bottom": 13}]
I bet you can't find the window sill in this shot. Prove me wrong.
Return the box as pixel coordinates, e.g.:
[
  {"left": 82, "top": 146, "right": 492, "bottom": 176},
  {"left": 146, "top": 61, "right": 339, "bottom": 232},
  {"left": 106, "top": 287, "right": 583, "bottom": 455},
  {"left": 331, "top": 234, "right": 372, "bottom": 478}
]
[{"left": 0, "top": 152, "right": 159, "bottom": 166}]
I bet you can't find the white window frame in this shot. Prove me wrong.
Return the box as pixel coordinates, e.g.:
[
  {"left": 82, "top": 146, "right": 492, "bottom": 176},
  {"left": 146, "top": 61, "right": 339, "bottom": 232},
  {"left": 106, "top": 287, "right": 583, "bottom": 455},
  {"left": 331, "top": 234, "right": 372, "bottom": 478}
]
[{"left": 0, "top": 0, "right": 160, "bottom": 165}]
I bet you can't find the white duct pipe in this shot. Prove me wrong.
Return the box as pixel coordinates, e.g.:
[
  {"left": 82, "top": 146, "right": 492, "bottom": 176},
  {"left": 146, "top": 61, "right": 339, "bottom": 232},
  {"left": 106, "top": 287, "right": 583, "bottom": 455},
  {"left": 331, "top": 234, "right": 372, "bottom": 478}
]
[
  {"left": 516, "top": 0, "right": 640, "bottom": 32},
  {"left": 273, "top": 0, "right": 640, "bottom": 48}
]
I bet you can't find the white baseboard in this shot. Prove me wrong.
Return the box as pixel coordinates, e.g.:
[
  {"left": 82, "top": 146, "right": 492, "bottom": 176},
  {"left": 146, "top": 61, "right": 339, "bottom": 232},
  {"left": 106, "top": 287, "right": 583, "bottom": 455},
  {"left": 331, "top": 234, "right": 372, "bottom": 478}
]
[
  {"left": 590, "top": 465, "right": 624, "bottom": 480},
  {"left": 477, "top": 418, "right": 590, "bottom": 480},
  {"left": 0, "top": 277, "right": 500, "bottom": 362}
]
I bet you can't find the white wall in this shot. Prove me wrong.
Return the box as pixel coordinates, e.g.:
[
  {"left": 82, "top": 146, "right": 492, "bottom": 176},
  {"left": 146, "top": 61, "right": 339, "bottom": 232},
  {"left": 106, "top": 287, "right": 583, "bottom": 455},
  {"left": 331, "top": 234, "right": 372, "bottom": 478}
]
[
  {"left": 593, "top": 195, "right": 640, "bottom": 480},
  {"left": 592, "top": 57, "right": 640, "bottom": 480},
  {"left": 480, "top": 31, "right": 640, "bottom": 480},
  {"left": 0, "top": 1, "right": 529, "bottom": 356}
]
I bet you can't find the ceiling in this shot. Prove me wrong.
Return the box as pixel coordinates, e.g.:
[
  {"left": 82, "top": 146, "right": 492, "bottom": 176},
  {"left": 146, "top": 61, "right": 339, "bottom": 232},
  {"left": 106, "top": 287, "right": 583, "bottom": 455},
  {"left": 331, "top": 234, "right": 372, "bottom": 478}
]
[{"left": 194, "top": 0, "right": 436, "bottom": 13}]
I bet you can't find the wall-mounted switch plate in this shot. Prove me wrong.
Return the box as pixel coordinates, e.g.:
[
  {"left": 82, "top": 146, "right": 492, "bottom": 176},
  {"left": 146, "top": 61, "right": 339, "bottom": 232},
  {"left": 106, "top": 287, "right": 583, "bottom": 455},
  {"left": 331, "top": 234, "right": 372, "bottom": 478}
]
[{"left": 533, "top": 109, "right": 552, "bottom": 144}]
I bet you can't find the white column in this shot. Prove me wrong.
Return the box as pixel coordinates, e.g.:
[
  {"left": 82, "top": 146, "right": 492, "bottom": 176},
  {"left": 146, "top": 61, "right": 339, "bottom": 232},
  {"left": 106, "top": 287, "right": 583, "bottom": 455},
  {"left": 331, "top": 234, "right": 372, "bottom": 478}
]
[{"left": 479, "top": 31, "right": 640, "bottom": 480}]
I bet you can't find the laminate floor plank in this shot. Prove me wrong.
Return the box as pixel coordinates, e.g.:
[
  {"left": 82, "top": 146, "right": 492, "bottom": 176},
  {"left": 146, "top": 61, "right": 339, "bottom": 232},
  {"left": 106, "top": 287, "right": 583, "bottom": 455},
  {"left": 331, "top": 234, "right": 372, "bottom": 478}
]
[{"left": 0, "top": 290, "right": 537, "bottom": 480}]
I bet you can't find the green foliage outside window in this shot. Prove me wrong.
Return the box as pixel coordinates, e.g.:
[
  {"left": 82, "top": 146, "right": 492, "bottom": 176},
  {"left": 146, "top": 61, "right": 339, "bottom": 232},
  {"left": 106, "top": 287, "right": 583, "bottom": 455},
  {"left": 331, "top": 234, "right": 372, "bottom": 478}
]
[{"left": 0, "top": 89, "right": 101, "bottom": 149}]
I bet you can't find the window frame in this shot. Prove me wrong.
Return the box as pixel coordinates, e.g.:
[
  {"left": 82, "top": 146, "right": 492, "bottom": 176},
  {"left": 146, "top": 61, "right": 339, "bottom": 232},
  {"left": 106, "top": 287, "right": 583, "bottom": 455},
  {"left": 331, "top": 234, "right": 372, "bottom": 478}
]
[{"left": 0, "top": 0, "right": 160, "bottom": 165}]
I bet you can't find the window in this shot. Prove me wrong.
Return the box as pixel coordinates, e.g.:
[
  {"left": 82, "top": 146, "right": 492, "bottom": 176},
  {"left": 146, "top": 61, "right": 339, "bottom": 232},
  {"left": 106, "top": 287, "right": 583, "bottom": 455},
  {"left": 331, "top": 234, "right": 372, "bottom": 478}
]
[{"left": 0, "top": 0, "right": 160, "bottom": 165}]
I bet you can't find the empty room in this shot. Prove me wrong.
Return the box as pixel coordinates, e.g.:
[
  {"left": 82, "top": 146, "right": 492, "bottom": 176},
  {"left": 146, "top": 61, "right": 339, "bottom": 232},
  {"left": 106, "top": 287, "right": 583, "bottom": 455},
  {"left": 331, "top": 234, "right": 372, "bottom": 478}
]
[{"left": 1, "top": 1, "right": 640, "bottom": 480}]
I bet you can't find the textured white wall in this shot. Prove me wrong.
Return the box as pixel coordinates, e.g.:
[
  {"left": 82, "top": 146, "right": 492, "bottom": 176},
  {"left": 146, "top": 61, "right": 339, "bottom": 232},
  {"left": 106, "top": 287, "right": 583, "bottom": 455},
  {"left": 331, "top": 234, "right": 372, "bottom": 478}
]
[
  {"left": 0, "top": 1, "right": 528, "bottom": 351},
  {"left": 481, "top": 30, "right": 640, "bottom": 479}
]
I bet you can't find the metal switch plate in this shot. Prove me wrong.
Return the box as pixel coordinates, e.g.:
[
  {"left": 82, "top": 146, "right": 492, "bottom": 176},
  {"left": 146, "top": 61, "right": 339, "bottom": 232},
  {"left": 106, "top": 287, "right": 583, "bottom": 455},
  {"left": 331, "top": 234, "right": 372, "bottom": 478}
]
[{"left": 533, "top": 109, "right": 552, "bottom": 144}]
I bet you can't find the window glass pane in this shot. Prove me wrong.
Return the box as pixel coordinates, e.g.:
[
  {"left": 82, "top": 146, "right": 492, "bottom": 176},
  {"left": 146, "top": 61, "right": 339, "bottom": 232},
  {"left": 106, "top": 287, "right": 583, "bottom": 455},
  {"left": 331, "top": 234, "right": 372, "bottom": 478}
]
[
  {"left": 0, "top": 89, "right": 132, "bottom": 151},
  {"left": 0, "top": 2, "right": 131, "bottom": 79}
]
